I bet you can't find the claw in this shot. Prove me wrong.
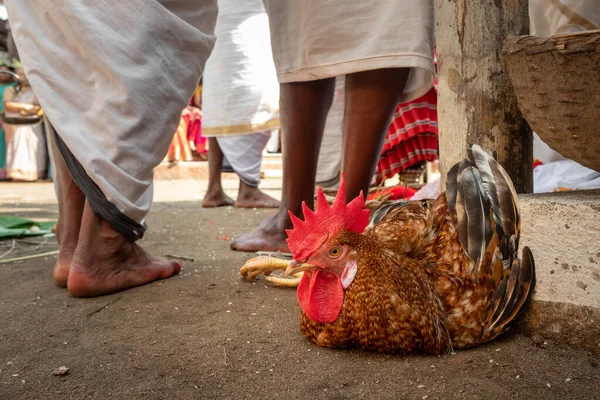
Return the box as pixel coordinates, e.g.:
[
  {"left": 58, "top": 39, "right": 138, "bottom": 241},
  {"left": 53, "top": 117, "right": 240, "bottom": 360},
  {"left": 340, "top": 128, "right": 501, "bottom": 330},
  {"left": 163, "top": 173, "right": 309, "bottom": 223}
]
[
  {"left": 240, "top": 256, "right": 303, "bottom": 287},
  {"left": 240, "top": 256, "right": 291, "bottom": 279}
]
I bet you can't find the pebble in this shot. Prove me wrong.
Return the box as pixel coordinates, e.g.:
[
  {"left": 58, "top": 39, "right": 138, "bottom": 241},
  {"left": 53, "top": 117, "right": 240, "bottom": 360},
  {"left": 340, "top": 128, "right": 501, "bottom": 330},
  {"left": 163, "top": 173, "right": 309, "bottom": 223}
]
[{"left": 53, "top": 366, "right": 69, "bottom": 376}]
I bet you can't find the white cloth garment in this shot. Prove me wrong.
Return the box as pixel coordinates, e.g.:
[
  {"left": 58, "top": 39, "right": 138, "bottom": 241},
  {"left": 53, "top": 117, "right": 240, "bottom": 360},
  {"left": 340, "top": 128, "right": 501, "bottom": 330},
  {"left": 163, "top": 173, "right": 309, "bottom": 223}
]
[
  {"left": 5, "top": 121, "right": 47, "bottom": 181},
  {"left": 202, "top": 0, "right": 279, "bottom": 137},
  {"left": 316, "top": 76, "right": 345, "bottom": 188},
  {"left": 6, "top": 0, "right": 218, "bottom": 225},
  {"left": 534, "top": 160, "right": 600, "bottom": 193},
  {"left": 529, "top": 0, "right": 600, "bottom": 36},
  {"left": 217, "top": 131, "right": 271, "bottom": 187},
  {"left": 262, "top": 0, "right": 435, "bottom": 103}
]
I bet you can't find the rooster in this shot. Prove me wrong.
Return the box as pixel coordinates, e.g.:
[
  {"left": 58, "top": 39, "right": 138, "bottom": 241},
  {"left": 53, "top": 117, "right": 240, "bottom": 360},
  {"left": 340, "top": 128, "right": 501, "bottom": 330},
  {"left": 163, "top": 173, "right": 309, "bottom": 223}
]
[{"left": 240, "top": 145, "right": 534, "bottom": 354}]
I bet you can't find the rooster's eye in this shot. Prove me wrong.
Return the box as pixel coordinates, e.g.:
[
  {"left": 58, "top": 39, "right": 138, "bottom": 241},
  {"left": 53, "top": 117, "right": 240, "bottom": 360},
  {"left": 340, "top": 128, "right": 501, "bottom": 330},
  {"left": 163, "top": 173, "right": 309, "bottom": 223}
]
[{"left": 329, "top": 246, "right": 341, "bottom": 258}]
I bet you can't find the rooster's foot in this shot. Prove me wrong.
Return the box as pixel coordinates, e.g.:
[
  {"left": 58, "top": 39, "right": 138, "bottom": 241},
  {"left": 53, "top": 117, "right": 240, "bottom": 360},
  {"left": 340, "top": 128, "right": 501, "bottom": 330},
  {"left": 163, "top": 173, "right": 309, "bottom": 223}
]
[{"left": 240, "top": 256, "right": 302, "bottom": 287}]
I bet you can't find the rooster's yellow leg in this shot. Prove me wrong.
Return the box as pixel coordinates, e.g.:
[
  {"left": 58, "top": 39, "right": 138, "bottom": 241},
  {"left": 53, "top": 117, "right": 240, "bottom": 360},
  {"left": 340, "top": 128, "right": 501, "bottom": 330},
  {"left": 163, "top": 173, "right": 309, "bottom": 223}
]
[
  {"left": 265, "top": 275, "right": 302, "bottom": 287},
  {"left": 240, "top": 256, "right": 303, "bottom": 287}
]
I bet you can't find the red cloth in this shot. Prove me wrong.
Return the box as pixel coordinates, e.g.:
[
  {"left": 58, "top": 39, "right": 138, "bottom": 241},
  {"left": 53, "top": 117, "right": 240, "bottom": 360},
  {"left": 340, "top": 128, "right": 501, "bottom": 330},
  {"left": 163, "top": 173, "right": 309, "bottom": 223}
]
[
  {"left": 367, "top": 185, "right": 417, "bottom": 201},
  {"left": 181, "top": 106, "right": 206, "bottom": 154},
  {"left": 375, "top": 87, "right": 438, "bottom": 183}
]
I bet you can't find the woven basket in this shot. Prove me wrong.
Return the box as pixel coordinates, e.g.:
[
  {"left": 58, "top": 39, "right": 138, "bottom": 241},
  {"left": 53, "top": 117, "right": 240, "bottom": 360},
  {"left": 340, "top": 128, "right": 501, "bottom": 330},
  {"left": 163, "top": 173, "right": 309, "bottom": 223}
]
[{"left": 503, "top": 30, "right": 600, "bottom": 172}]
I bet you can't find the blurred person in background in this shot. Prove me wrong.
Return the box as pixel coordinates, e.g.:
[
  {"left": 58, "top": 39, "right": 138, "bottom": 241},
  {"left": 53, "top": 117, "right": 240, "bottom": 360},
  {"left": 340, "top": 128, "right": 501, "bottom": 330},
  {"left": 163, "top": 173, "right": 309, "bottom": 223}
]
[{"left": 201, "top": 0, "right": 280, "bottom": 209}]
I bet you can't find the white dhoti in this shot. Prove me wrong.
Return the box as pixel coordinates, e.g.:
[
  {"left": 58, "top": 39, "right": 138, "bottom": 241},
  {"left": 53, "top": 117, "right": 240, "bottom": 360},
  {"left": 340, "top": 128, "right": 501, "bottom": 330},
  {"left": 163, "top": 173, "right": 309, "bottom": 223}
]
[
  {"left": 5, "top": 121, "right": 47, "bottom": 182},
  {"left": 263, "top": 0, "right": 435, "bottom": 102},
  {"left": 218, "top": 132, "right": 272, "bottom": 187},
  {"left": 6, "top": 0, "right": 218, "bottom": 241},
  {"left": 202, "top": 0, "right": 279, "bottom": 187},
  {"left": 201, "top": 0, "right": 279, "bottom": 137}
]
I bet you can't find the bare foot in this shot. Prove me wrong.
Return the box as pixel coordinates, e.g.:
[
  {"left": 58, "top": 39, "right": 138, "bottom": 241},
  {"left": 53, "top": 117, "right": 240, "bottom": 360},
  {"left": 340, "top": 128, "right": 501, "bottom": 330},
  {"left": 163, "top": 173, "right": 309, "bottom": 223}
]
[
  {"left": 66, "top": 202, "right": 181, "bottom": 297},
  {"left": 230, "top": 212, "right": 290, "bottom": 253},
  {"left": 235, "top": 183, "right": 280, "bottom": 209},
  {"left": 202, "top": 188, "right": 234, "bottom": 208}
]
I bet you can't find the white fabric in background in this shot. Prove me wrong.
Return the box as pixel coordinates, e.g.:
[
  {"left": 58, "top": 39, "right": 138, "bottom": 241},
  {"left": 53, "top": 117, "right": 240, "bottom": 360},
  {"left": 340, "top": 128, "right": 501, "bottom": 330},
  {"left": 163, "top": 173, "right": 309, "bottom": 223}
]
[
  {"left": 534, "top": 160, "right": 600, "bottom": 193},
  {"left": 411, "top": 177, "right": 441, "bottom": 200},
  {"left": 263, "top": 0, "right": 435, "bottom": 103},
  {"left": 202, "top": 0, "right": 279, "bottom": 137},
  {"left": 6, "top": 0, "right": 218, "bottom": 223},
  {"left": 316, "top": 76, "right": 345, "bottom": 188},
  {"left": 529, "top": 0, "right": 600, "bottom": 36},
  {"left": 5, "top": 121, "right": 47, "bottom": 182},
  {"left": 217, "top": 131, "right": 271, "bottom": 187}
]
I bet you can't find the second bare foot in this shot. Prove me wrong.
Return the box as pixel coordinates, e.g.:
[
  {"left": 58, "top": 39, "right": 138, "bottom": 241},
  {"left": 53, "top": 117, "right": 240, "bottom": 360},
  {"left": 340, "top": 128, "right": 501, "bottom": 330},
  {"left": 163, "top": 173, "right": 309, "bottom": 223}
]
[
  {"left": 230, "top": 212, "right": 290, "bottom": 253},
  {"left": 202, "top": 189, "right": 234, "bottom": 208},
  {"left": 235, "top": 186, "right": 280, "bottom": 209},
  {"left": 53, "top": 237, "right": 76, "bottom": 287},
  {"left": 66, "top": 202, "right": 181, "bottom": 297}
]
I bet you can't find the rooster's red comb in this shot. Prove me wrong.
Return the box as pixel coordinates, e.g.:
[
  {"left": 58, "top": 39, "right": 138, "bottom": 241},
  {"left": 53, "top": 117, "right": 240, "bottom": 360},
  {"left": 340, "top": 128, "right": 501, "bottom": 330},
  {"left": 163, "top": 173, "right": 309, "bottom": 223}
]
[{"left": 286, "top": 174, "right": 370, "bottom": 261}]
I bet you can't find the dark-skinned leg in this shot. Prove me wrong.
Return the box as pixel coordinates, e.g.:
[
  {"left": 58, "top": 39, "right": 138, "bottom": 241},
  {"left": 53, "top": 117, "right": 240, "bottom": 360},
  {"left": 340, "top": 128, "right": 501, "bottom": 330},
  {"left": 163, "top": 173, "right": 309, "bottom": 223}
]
[
  {"left": 231, "top": 78, "right": 335, "bottom": 252},
  {"left": 341, "top": 68, "right": 409, "bottom": 200},
  {"left": 202, "top": 137, "right": 234, "bottom": 207},
  {"left": 52, "top": 148, "right": 86, "bottom": 287}
]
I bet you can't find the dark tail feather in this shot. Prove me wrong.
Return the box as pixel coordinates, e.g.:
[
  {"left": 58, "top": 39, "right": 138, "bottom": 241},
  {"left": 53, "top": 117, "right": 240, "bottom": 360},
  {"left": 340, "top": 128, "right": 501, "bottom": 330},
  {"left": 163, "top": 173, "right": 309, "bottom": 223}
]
[
  {"left": 447, "top": 145, "right": 535, "bottom": 345},
  {"left": 452, "top": 156, "right": 493, "bottom": 277},
  {"left": 446, "top": 164, "right": 459, "bottom": 212},
  {"left": 469, "top": 145, "right": 520, "bottom": 240},
  {"left": 482, "top": 246, "right": 535, "bottom": 342}
]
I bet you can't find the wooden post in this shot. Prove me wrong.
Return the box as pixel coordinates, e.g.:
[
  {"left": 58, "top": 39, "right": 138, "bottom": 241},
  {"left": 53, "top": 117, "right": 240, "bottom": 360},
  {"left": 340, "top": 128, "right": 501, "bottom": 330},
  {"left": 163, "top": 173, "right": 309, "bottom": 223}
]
[{"left": 435, "top": 0, "right": 534, "bottom": 193}]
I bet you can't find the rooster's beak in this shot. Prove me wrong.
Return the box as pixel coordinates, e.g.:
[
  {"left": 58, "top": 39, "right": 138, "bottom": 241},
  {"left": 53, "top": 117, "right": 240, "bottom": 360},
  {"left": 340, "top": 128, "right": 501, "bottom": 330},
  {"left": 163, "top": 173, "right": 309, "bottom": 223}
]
[{"left": 285, "top": 260, "right": 317, "bottom": 276}]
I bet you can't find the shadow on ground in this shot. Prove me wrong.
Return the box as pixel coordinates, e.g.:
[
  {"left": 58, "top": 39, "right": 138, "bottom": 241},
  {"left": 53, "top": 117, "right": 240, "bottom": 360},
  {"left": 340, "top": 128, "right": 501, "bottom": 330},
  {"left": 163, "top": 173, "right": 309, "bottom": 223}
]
[{"left": 1, "top": 202, "right": 598, "bottom": 399}]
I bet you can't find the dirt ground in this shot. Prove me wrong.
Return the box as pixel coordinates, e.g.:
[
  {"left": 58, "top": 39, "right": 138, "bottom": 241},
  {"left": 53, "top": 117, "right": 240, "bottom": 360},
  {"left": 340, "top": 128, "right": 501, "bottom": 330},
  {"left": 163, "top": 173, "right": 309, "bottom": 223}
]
[{"left": 1, "top": 201, "right": 599, "bottom": 400}]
